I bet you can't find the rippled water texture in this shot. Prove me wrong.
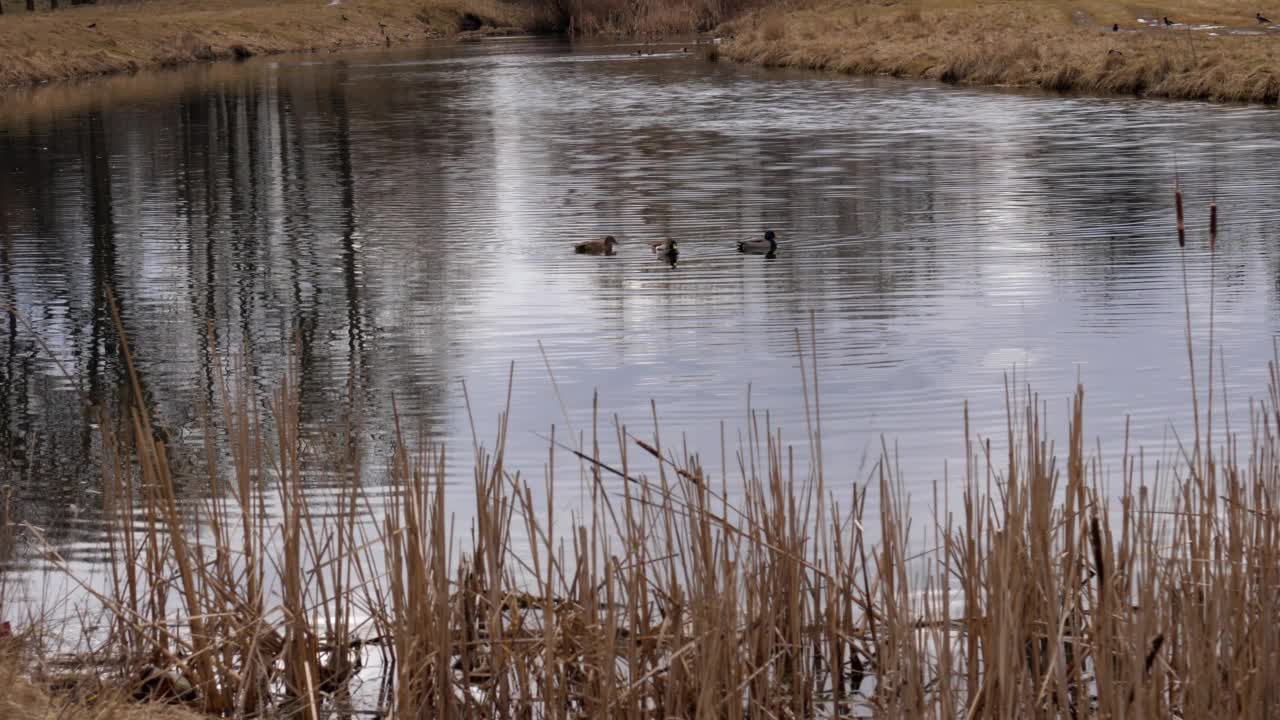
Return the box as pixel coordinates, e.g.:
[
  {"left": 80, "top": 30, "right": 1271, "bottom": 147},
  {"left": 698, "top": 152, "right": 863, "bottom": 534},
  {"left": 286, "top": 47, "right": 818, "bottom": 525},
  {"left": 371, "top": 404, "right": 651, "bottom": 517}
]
[{"left": 2, "top": 39, "right": 1280, "bottom": 569}]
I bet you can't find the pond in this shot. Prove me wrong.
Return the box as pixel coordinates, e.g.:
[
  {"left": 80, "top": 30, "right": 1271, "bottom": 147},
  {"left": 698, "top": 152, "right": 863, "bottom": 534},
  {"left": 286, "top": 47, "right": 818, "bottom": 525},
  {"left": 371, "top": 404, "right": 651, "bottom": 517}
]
[{"left": 1, "top": 37, "right": 1279, "bottom": 582}]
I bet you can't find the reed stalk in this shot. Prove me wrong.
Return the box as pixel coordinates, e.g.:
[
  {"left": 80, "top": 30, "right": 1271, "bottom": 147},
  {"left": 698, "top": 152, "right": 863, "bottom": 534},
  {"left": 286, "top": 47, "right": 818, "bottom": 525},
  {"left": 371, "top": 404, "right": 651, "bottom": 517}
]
[{"left": 4, "top": 203, "right": 1280, "bottom": 719}]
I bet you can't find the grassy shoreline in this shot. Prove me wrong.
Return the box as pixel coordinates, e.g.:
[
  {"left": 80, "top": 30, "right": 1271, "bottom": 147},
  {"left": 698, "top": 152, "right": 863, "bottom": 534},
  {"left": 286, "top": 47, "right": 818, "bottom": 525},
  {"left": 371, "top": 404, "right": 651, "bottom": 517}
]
[
  {"left": 3, "top": 0, "right": 1278, "bottom": 104},
  {"left": 0, "top": 0, "right": 538, "bottom": 89},
  {"left": 0, "top": 0, "right": 747, "bottom": 91},
  {"left": 720, "top": 0, "right": 1280, "bottom": 104}
]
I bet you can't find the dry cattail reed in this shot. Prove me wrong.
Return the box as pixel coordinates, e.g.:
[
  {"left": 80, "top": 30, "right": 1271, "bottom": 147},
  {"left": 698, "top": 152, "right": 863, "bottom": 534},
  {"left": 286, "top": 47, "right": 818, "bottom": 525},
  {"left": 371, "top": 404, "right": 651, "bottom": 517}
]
[
  {"left": 8, "top": 224, "right": 1280, "bottom": 718},
  {"left": 1176, "top": 183, "right": 1186, "bottom": 247},
  {"left": 1209, "top": 200, "right": 1218, "bottom": 249}
]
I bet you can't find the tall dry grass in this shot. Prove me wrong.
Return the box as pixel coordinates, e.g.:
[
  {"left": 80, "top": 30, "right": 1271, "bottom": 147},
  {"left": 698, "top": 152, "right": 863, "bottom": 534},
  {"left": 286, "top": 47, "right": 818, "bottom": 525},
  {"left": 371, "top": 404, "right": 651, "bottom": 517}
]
[
  {"left": 722, "top": 0, "right": 1280, "bottom": 104},
  {"left": 5, "top": 200, "right": 1280, "bottom": 718}
]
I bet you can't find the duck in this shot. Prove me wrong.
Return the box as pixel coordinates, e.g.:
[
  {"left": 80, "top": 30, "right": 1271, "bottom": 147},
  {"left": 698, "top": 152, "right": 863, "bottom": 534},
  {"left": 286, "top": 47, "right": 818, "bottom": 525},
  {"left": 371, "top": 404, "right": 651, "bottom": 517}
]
[
  {"left": 1259, "top": 12, "right": 1273, "bottom": 23},
  {"left": 649, "top": 237, "right": 679, "bottom": 265},
  {"left": 1112, "top": 23, "right": 1119, "bottom": 31},
  {"left": 1162, "top": 16, "right": 1174, "bottom": 25},
  {"left": 737, "top": 230, "right": 778, "bottom": 256},
  {"left": 648, "top": 237, "right": 676, "bottom": 253},
  {"left": 573, "top": 236, "right": 619, "bottom": 255}
]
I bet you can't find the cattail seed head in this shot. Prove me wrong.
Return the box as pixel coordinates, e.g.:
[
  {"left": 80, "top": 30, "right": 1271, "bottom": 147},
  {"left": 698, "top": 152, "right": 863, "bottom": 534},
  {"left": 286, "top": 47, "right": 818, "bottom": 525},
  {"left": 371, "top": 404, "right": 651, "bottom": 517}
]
[
  {"left": 1176, "top": 189, "right": 1185, "bottom": 248},
  {"left": 1209, "top": 202, "right": 1217, "bottom": 250}
]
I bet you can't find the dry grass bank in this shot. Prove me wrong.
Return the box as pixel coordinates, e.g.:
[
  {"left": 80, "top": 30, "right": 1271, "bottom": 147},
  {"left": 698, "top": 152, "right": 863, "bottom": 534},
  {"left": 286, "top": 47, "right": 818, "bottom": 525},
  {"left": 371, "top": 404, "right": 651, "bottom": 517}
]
[
  {"left": 721, "top": 0, "right": 1280, "bottom": 103},
  {"left": 3, "top": 0, "right": 1279, "bottom": 103},
  {"left": 2, "top": 0, "right": 765, "bottom": 90},
  {"left": 0, "top": 0, "right": 760, "bottom": 90},
  {"left": 0, "top": 0, "right": 536, "bottom": 88}
]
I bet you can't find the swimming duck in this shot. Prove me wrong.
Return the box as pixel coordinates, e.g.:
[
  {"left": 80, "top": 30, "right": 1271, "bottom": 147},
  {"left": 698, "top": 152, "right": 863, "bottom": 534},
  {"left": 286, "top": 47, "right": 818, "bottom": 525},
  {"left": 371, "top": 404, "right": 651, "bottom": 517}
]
[
  {"left": 648, "top": 237, "right": 676, "bottom": 253},
  {"left": 650, "top": 237, "right": 679, "bottom": 265},
  {"left": 737, "top": 230, "right": 778, "bottom": 256},
  {"left": 1259, "top": 12, "right": 1273, "bottom": 23},
  {"left": 573, "top": 236, "right": 620, "bottom": 255}
]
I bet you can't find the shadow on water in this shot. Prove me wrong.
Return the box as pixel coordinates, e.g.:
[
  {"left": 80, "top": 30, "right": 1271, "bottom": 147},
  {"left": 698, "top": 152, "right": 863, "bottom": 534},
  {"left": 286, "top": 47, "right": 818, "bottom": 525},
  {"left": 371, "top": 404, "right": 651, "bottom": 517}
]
[{"left": 1, "top": 39, "right": 1280, "bottom": 565}]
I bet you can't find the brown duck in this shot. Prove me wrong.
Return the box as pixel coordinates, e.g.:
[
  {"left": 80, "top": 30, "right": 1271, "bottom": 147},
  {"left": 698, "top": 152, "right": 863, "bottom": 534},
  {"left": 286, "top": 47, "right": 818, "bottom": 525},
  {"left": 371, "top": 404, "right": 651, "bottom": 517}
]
[{"left": 574, "top": 236, "right": 620, "bottom": 255}]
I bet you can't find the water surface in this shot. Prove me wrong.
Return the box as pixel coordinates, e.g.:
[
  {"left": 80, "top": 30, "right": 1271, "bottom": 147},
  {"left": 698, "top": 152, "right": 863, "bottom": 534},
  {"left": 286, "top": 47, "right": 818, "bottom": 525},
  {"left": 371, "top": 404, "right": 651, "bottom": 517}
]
[{"left": 2, "top": 38, "right": 1279, "bottom": 577}]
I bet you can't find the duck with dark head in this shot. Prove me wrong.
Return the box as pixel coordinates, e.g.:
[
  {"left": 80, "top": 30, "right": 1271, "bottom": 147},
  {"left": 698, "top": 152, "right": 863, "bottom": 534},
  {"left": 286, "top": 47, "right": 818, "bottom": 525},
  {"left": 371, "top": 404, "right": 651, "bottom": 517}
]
[
  {"left": 573, "top": 235, "right": 620, "bottom": 255},
  {"left": 737, "top": 230, "right": 778, "bottom": 257},
  {"left": 649, "top": 237, "right": 679, "bottom": 266}
]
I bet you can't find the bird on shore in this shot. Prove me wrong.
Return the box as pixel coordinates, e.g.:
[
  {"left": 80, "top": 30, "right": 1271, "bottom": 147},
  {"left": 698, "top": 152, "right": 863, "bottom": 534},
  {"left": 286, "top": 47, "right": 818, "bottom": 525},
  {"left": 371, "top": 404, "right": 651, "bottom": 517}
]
[
  {"left": 1259, "top": 12, "right": 1273, "bottom": 24},
  {"left": 1163, "top": 16, "right": 1174, "bottom": 25},
  {"left": 737, "top": 230, "right": 778, "bottom": 257},
  {"left": 574, "top": 236, "right": 620, "bottom": 255},
  {"left": 1112, "top": 23, "right": 1119, "bottom": 31},
  {"left": 86, "top": 22, "right": 97, "bottom": 28}
]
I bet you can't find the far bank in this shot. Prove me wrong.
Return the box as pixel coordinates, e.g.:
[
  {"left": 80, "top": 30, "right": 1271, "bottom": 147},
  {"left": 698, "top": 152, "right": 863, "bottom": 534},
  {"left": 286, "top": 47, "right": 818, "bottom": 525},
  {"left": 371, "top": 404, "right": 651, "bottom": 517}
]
[
  {"left": 0, "top": 0, "right": 750, "bottom": 90},
  {"left": 719, "top": 0, "right": 1280, "bottom": 105},
  {"left": 2, "top": 0, "right": 1278, "bottom": 106},
  {"left": 0, "top": 0, "right": 544, "bottom": 88}
]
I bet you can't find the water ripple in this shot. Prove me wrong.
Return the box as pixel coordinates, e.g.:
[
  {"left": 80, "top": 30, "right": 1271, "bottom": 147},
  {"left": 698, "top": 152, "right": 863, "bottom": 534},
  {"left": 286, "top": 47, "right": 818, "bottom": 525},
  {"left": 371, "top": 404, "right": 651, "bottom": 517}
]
[{"left": 0, "top": 39, "right": 1278, "bottom": 553}]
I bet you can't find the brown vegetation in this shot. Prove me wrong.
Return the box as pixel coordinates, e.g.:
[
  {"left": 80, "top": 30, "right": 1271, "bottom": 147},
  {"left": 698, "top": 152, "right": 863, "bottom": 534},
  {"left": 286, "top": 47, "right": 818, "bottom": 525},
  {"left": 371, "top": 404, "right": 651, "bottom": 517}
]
[
  {"left": 0, "top": 0, "right": 760, "bottom": 89},
  {"left": 6, "top": 206, "right": 1280, "bottom": 715},
  {"left": 1, "top": 651, "right": 207, "bottom": 719},
  {"left": 721, "top": 0, "right": 1280, "bottom": 103},
  {"left": 5, "top": 0, "right": 1276, "bottom": 105},
  {"left": 0, "top": 0, "right": 535, "bottom": 88}
]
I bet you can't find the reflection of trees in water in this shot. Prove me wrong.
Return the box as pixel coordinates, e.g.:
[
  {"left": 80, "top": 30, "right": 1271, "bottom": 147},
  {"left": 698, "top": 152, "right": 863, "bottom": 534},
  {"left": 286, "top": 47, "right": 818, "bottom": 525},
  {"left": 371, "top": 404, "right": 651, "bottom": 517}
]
[
  {"left": 276, "top": 76, "right": 322, "bottom": 408},
  {"left": 227, "top": 82, "right": 266, "bottom": 396},
  {"left": 84, "top": 109, "right": 122, "bottom": 425},
  {"left": 176, "top": 88, "right": 221, "bottom": 415},
  {"left": 0, "top": 62, "right": 475, "bottom": 550},
  {"left": 333, "top": 64, "right": 370, "bottom": 410},
  {"left": 0, "top": 158, "right": 24, "bottom": 512},
  {"left": 0, "top": 110, "right": 128, "bottom": 546}
]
